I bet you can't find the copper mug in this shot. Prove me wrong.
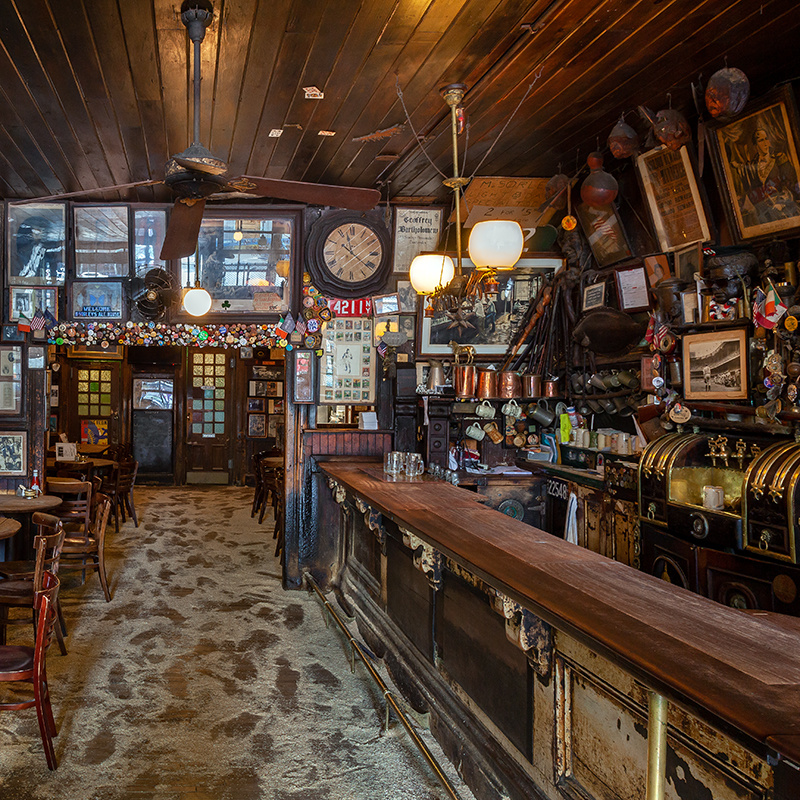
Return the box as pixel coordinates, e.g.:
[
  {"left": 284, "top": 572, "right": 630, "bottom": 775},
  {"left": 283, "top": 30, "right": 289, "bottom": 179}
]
[
  {"left": 498, "top": 370, "right": 522, "bottom": 399},
  {"left": 544, "top": 378, "right": 560, "bottom": 397},
  {"left": 454, "top": 363, "right": 477, "bottom": 398},
  {"left": 477, "top": 367, "right": 498, "bottom": 399},
  {"left": 523, "top": 374, "right": 542, "bottom": 397}
]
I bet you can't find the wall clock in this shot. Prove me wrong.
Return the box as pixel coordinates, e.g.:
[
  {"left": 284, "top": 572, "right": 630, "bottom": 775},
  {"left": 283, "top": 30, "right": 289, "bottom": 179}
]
[{"left": 306, "top": 211, "right": 392, "bottom": 298}]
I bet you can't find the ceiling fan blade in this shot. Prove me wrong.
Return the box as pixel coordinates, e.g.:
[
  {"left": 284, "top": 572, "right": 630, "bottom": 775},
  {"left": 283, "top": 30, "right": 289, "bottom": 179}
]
[
  {"left": 229, "top": 176, "right": 380, "bottom": 211},
  {"left": 160, "top": 199, "right": 206, "bottom": 261},
  {"left": 11, "top": 179, "right": 164, "bottom": 205}
]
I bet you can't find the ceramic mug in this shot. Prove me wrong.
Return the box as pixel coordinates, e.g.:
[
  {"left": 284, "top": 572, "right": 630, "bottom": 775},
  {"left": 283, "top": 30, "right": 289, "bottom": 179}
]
[
  {"left": 466, "top": 422, "right": 486, "bottom": 441},
  {"left": 483, "top": 422, "right": 504, "bottom": 444},
  {"left": 529, "top": 399, "right": 555, "bottom": 426},
  {"left": 703, "top": 485, "right": 725, "bottom": 510},
  {"left": 475, "top": 400, "right": 496, "bottom": 419},
  {"left": 501, "top": 399, "right": 522, "bottom": 419}
]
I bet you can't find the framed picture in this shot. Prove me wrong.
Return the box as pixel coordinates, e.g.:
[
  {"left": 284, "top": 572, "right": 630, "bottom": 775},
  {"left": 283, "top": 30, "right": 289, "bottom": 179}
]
[
  {"left": 416, "top": 257, "right": 556, "bottom": 359},
  {"left": 269, "top": 398, "right": 286, "bottom": 414},
  {"left": 27, "top": 346, "right": 45, "bottom": 370},
  {"left": 2, "top": 325, "right": 24, "bottom": 342},
  {"left": 6, "top": 203, "right": 66, "bottom": 286},
  {"left": 643, "top": 255, "right": 671, "bottom": 288},
  {"left": 71, "top": 281, "right": 124, "bottom": 320},
  {"left": 575, "top": 202, "right": 633, "bottom": 267},
  {"left": 319, "top": 316, "right": 376, "bottom": 404},
  {"left": 74, "top": 206, "right": 130, "bottom": 277},
  {"left": 240, "top": 346, "right": 253, "bottom": 360},
  {"left": 0, "top": 431, "right": 26, "bottom": 475},
  {"left": 49, "top": 414, "right": 57, "bottom": 432},
  {"left": 582, "top": 281, "right": 606, "bottom": 311},
  {"left": 372, "top": 292, "right": 400, "bottom": 316},
  {"left": 682, "top": 329, "right": 748, "bottom": 400},
  {"left": 707, "top": 85, "right": 800, "bottom": 242},
  {"left": 614, "top": 264, "right": 650, "bottom": 312},
  {"left": 392, "top": 207, "right": 443, "bottom": 273},
  {"left": 681, "top": 290, "right": 699, "bottom": 325},
  {"left": 396, "top": 280, "right": 417, "bottom": 313},
  {"left": 373, "top": 315, "right": 399, "bottom": 347},
  {"left": 50, "top": 384, "right": 59, "bottom": 408},
  {"left": 8, "top": 287, "right": 57, "bottom": 324},
  {"left": 252, "top": 366, "right": 281, "bottom": 379},
  {"left": 67, "top": 344, "right": 124, "bottom": 360},
  {"left": 636, "top": 146, "right": 711, "bottom": 252},
  {"left": 0, "top": 346, "right": 22, "bottom": 415},
  {"left": 265, "top": 381, "right": 283, "bottom": 397},
  {"left": 248, "top": 413, "right": 266, "bottom": 437},
  {"left": 640, "top": 355, "right": 656, "bottom": 393},
  {"left": 247, "top": 398, "right": 264, "bottom": 412},
  {"left": 248, "top": 380, "right": 267, "bottom": 396},
  {"left": 674, "top": 243, "right": 703, "bottom": 283}
]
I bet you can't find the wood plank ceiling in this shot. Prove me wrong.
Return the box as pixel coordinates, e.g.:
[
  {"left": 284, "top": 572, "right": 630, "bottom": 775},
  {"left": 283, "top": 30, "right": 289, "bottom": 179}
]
[{"left": 0, "top": 0, "right": 797, "bottom": 208}]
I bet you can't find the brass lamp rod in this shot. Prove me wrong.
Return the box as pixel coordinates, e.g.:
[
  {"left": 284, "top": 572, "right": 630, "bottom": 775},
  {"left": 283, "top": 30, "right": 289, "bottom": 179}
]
[{"left": 441, "top": 84, "right": 468, "bottom": 278}]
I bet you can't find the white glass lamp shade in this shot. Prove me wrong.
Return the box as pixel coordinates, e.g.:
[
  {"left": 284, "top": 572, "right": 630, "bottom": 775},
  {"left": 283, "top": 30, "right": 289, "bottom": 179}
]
[
  {"left": 468, "top": 220, "right": 524, "bottom": 269},
  {"left": 183, "top": 286, "right": 213, "bottom": 316},
  {"left": 409, "top": 254, "right": 455, "bottom": 294}
]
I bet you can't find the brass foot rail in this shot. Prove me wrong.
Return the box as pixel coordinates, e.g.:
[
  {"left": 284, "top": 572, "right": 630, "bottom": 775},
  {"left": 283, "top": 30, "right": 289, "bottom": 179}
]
[{"left": 304, "top": 573, "right": 464, "bottom": 800}]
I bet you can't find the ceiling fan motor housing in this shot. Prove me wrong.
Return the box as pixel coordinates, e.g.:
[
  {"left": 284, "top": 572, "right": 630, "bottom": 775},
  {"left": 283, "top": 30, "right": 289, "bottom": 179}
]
[{"left": 181, "top": 1, "right": 214, "bottom": 42}]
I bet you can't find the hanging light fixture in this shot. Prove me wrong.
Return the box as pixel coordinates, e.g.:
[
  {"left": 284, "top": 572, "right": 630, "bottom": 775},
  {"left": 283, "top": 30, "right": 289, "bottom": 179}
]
[
  {"left": 182, "top": 248, "right": 212, "bottom": 316},
  {"left": 468, "top": 220, "right": 524, "bottom": 271},
  {"left": 233, "top": 220, "right": 244, "bottom": 241},
  {"left": 409, "top": 253, "right": 455, "bottom": 294}
]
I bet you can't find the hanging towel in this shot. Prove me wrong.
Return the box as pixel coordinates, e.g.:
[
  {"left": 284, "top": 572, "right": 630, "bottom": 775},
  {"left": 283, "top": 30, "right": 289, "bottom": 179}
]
[{"left": 565, "top": 492, "right": 579, "bottom": 545}]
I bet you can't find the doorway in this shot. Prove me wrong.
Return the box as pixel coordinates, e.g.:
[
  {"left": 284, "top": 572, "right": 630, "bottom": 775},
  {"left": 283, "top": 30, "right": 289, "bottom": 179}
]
[{"left": 131, "top": 372, "right": 176, "bottom": 484}]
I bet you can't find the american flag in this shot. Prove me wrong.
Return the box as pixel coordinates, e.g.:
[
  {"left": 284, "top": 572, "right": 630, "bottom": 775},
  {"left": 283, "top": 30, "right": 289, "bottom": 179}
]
[
  {"left": 377, "top": 341, "right": 388, "bottom": 357},
  {"left": 30, "top": 310, "right": 47, "bottom": 330}
]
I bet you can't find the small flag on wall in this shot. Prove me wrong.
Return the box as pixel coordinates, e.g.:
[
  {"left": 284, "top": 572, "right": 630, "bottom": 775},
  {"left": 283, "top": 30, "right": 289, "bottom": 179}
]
[
  {"left": 30, "top": 310, "right": 47, "bottom": 330},
  {"left": 17, "top": 314, "right": 31, "bottom": 333}
]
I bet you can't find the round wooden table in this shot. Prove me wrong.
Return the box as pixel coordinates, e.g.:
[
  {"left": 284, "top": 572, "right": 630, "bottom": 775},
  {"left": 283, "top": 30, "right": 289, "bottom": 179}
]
[
  {"left": 46, "top": 458, "right": 118, "bottom": 471},
  {"left": 0, "top": 494, "right": 62, "bottom": 561},
  {"left": 0, "top": 517, "right": 21, "bottom": 563}
]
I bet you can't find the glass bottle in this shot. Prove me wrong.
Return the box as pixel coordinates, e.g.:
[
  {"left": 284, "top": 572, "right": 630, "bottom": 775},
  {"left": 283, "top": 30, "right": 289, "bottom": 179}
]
[{"left": 31, "top": 469, "right": 41, "bottom": 495}]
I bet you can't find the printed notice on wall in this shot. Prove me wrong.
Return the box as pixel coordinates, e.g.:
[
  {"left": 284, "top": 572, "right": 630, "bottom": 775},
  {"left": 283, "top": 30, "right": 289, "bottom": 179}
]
[{"left": 392, "top": 207, "right": 443, "bottom": 273}]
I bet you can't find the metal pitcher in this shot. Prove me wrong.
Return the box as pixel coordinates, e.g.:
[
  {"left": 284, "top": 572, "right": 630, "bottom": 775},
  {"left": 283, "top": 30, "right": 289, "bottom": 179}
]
[
  {"left": 426, "top": 359, "right": 446, "bottom": 391},
  {"left": 498, "top": 371, "right": 522, "bottom": 399}
]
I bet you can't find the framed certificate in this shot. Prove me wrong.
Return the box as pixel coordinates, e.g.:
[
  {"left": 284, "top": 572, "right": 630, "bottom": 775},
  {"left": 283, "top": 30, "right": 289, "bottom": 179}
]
[{"left": 614, "top": 264, "right": 650, "bottom": 312}]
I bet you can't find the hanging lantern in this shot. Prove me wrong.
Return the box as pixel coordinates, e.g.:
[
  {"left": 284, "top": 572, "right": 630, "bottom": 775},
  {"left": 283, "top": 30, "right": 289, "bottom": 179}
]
[
  {"left": 183, "top": 286, "right": 213, "bottom": 316},
  {"left": 580, "top": 152, "right": 618, "bottom": 207},
  {"left": 705, "top": 67, "right": 750, "bottom": 119},
  {"left": 607, "top": 116, "right": 639, "bottom": 159},
  {"left": 468, "top": 220, "right": 524, "bottom": 270},
  {"left": 409, "top": 253, "right": 455, "bottom": 294}
]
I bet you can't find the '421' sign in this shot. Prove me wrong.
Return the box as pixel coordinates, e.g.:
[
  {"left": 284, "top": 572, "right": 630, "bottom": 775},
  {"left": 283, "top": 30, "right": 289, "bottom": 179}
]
[{"left": 326, "top": 297, "right": 372, "bottom": 317}]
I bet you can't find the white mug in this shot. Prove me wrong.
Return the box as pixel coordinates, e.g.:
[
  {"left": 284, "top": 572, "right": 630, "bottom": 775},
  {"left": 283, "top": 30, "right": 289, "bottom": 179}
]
[
  {"left": 702, "top": 485, "right": 724, "bottom": 510},
  {"left": 466, "top": 422, "right": 486, "bottom": 441},
  {"left": 476, "top": 400, "right": 496, "bottom": 419},
  {"left": 501, "top": 399, "right": 522, "bottom": 419}
]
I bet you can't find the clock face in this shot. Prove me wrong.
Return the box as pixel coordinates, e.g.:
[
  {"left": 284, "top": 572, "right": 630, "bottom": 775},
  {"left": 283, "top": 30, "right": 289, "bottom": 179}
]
[
  {"left": 307, "top": 212, "right": 391, "bottom": 298},
  {"left": 323, "top": 222, "right": 383, "bottom": 284}
]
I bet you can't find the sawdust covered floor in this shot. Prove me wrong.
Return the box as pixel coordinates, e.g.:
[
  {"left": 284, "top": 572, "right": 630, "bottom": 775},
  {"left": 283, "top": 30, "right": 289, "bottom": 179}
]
[{"left": 0, "top": 487, "right": 473, "bottom": 800}]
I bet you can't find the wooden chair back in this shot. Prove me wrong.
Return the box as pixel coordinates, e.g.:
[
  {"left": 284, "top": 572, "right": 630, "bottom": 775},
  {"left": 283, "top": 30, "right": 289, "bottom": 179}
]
[
  {"left": 46, "top": 479, "right": 93, "bottom": 536},
  {"left": 30, "top": 514, "right": 65, "bottom": 585},
  {"left": 115, "top": 460, "right": 138, "bottom": 494}
]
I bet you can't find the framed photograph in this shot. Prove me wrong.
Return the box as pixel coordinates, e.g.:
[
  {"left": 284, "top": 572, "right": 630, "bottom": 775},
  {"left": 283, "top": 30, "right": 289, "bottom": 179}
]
[
  {"left": 372, "top": 292, "right": 400, "bottom": 316},
  {"left": 248, "top": 380, "right": 267, "bottom": 397},
  {"left": 643, "top": 255, "right": 671, "bottom": 288},
  {"left": 636, "top": 145, "right": 711, "bottom": 252},
  {"left": 9, "top": 287, "right": 57, "bottom": 324},
  {"left": 248, "top": 413, "right": 266, "bottom": 437},
  {"left": 6, "top": 203, "right": 66, "bottom": 286},
  {"left": 396, "top": 280, "right": 417, "bottom": 313},
  {"left": 373, "top": 315, "right": 399, "bottom": 347},
  {"left": 416, "top": 257, "right": 556, "bottom": 359},
  {"left": 50, "top": 384, "right": 59, "bottom": 408},
  {"left": 269, "top": 398, "right": 286, "bottom": 414},
  {"left": 582, "top": 281, "right": 606, "bottom": 311},
  {"left": 682, "top": 329, "right": 748, "bottom": 400},
  {"left": 0, "top": 346, "right": 22, "bottom": 415},
  {"left": 674, "top": 243, "right": 703, "bottom": 283},
  {"left": 576, "top": 202, "right": 633, "bottom": 267},
  {"left": 393, "top": 207, "right": 444, "bottom": 273},
  {"left": 267, "top": 416, "right": 279, "bottom": 438},
  {"left": 247, "top": 398, "right": 264, "bottom": 412},
  {"left": 707, "top": 85, "right": 800, "bottom": 243},
  {"left": 614, "top": 264, "right": 650, "bottom": 312},
  {"left": 67, "top": 344, "right": 124, "bottom": 360},
  {"left": 0, "top": 431, "right": 26, "bottom": 475},
  {"left": 319, "top": 316, "right": 376, "bottom": 404},
  {"left": 27, "top": 346, "right": 45, "bottom": 370},
  {"left": 49, "top": 414, "right": 57, "bottom": 432},
  {"left": 71, "top": 281, "right": 124, "bottom": 320},
  {"left": 240, "top": 346, "right": 253, "bottom": 360},
  {"left": 681, "top": 290, "right": 699, "bottom": 325},
  {"left": 74, "top": 206, "right": 130, "bottom": 278},
  {"left": 2, "top": 325, "right": 24, "bottom": 342}
]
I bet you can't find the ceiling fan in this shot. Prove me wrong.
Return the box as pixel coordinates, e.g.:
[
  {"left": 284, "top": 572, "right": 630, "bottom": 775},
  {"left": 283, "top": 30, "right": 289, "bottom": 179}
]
[{"left": 14, "top": 0, "right": 379, "bottom": 261}]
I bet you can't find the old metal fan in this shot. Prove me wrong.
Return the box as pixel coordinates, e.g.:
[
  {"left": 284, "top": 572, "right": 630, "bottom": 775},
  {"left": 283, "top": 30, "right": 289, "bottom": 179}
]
[
  {"left": 14, "top": 1, "right": 379, "bottom": 261},
  {"left": 132, "top": 268, "right": 181, "bottom": 320}
]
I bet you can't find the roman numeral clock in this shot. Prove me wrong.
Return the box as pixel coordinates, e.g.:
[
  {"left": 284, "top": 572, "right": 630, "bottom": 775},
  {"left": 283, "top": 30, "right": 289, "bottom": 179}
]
[{"left": 306, "top": 211, "right": 392, "bottom": 298}]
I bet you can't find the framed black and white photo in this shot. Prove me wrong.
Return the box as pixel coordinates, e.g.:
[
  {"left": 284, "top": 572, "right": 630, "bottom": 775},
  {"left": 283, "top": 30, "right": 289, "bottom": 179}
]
[
  {"left": 396, "top": 280, "right": 417, "bottom": 313},
  {"left": 575, "top": 202, "right": 633, "bottom": 267},
  {"left": 0, "top": 346, "right": 22, "bottom": 416},
  {"left": 582, "top": 282, "right": 606, "bottom": 311},
  {"left": 6, "top": 203, "right": 66, "bottom": 286},
  {"left": 614, "top": 264, "right": 650, "bottom": 312},
  {"left": 9, "top": 287, "right": 57, "bottom": 324},
  {"left": 0, "top": 431, "right": 26, "bottom": 475},
  {"left": 74, "top": 206, "right": 130, "bottom": 278},
  {"left": 247, "top": 398, "right": 264, "bottom": 412},
  {"left": 682, "top": 329, "right": 747, "bottom": 400},
  {"left": 674, "top": 243, "right": 703, "bottom": 283},
  {"left": 248, "top": 380, "right": 267, "bottom": 397},
  {"left": 71, "top": 281, "right": 124, "bottom": 320},
  {"left": 392, "top": 207, "right": 444, "bottom": 273},
  {"left": 372, "top": 292, "right": 400, "bottom": 317},
  {"left": 27, "top": 346, "right": 45, "bottom": 370},
  {"left": 247, "top": 413, "right": 266, "bottom": 437},
  {"left": 2, "top": 325, "right": 24, "bottom": 343}
]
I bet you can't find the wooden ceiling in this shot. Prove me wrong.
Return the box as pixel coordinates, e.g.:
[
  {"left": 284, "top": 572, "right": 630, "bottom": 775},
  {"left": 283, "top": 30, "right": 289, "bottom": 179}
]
[{"left": 0, "top": 0, "right": 798, "bottom": 208}]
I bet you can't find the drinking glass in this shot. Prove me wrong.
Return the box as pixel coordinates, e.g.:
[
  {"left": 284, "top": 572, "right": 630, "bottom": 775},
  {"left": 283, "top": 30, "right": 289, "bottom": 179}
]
[
  {"left": 384, "top": 451, "right": 402, "bottom": 474},
  {"left": 406, "top": 453, "right": 423, "bottom": 477}
]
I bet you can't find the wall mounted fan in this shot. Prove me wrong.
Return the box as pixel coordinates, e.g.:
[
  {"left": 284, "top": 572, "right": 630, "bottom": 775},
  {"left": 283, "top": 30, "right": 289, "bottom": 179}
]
[
  {"left": 13, "top": 1, "right": 379, "bottom": 261},
  {"left": 132, "top": 268, "right": 180, "bottom": 321}
]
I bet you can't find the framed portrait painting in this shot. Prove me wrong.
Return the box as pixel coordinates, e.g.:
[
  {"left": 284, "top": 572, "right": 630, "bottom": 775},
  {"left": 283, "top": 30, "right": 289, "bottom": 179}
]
[
  {"left": 682, "top": 329, "right": 747, "bottom": 400},
  {"left": 708, "top": 85, "right": 800, "bottom": 242},
  {"left": 6, "top": 204, "right": 66, "bottom": 286},
  {"left": 575, "top": 203, "right": 633, "bottom": 267}
]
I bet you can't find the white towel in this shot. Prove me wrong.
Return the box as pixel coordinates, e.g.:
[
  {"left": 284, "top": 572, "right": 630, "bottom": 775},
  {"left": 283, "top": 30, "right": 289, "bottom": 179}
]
[{"left": 565, "top": 492, "right": 579, "bottom": 545}]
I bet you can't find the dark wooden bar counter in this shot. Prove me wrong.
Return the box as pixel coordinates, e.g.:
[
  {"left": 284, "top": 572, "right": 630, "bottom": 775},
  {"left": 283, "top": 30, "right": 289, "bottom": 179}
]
[{"left": 322, "top": 461, "right": 800, "bottom": 768}]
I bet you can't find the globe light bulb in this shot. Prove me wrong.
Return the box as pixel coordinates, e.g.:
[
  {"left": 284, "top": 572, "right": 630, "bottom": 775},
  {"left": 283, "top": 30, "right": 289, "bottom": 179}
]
[
  {"left": 183, "top": 286, "right": 212, "bottom": 316},
  {"left": 409, "top": 254, "right": 455, "bottom": 294}
]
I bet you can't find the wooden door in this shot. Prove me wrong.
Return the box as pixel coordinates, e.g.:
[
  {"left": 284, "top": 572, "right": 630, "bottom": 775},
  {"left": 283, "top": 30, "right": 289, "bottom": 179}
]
[
  {"left": 185, "top": 349, "right": 231, "bottom": 483},
  {"left": 70, "top": 361, "right": 122, "bottom": 447}
]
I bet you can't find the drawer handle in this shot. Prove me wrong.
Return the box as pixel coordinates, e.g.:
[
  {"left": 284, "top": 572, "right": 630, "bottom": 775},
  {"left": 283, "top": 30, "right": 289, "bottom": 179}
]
[
  {"left": 647, "top": 502, "right": 656, "bottom": 520},
  {"left": 759, "top": 530, "right": 772, "bottom": 551}
]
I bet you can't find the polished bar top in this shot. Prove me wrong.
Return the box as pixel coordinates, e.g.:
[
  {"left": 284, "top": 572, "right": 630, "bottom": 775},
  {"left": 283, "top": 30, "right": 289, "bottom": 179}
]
[{"left": 323, "top": 461, "right": 800, "bottom": 764}]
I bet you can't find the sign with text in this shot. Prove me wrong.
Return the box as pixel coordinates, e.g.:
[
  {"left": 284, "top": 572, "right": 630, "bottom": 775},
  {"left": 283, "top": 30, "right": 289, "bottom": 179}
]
[{"left": 326, "top": 297, "right": 372, "bottom": 317}]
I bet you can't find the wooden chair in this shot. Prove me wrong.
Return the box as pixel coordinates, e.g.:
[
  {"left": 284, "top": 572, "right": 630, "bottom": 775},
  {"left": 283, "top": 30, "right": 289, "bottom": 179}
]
[
  {"left": 55, "top": 460, "right": 95, "bottom": 483},
  {"left": 0, "top": 519, "right": 66, "bottom": 656},
  {"left": 105, "top": 460, "right": 139, "bottom": 533},
  {"left": 46, "top": 479, "right": 93, "bottom": 539},
  {"left": 251, "top": 452, "right": 267, "bottom": 518},
  {"left": 0, "top": 571, "right": 61, "bottom": 769},
  {"left": 59, "top": 493, "right": 113, "bottom": 602}
]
